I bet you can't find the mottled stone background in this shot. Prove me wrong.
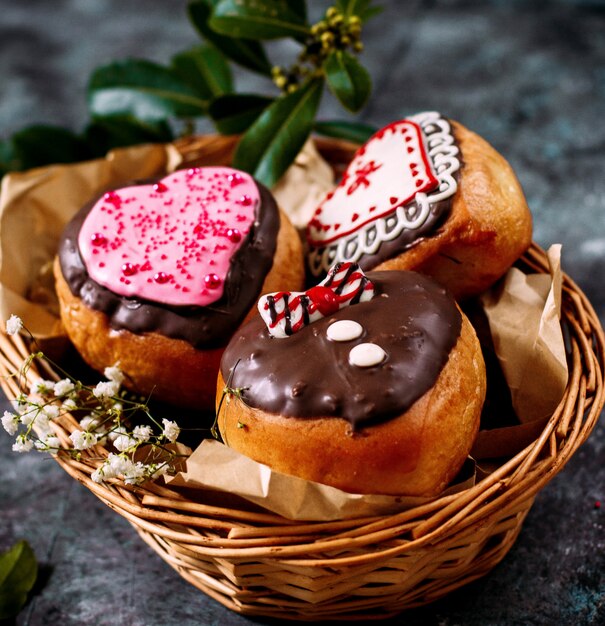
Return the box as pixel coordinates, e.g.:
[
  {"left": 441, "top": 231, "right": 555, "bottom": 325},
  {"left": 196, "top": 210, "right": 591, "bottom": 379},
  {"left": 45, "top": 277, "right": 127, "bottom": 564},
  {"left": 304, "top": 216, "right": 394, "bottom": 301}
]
[{"left": 1, "top": 1, "right": 604, "bottom": 625}]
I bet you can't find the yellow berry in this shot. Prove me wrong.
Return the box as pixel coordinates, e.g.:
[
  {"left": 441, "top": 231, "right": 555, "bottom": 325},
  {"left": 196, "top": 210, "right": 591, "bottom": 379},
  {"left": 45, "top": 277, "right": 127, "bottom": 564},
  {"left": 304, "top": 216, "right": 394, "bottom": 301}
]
[{"left": 321, "top": 31, "right": 334, "bottom": 44}]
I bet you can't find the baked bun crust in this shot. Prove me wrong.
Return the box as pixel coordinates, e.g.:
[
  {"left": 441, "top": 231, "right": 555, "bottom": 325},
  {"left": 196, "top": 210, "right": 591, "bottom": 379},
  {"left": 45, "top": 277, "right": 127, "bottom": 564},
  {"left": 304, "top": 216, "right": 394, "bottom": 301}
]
[
  {"left": 306, "top": 113, "right": 532, "bottom": 299},
  {"left": 55, "top": 207, "right": 303, "bottom": 408},
  {"left": 216, "top": 270, "right": 486, "bottom": 496},
  {"left": 374, "top": 121, "right": 532, "bottom": 298}
]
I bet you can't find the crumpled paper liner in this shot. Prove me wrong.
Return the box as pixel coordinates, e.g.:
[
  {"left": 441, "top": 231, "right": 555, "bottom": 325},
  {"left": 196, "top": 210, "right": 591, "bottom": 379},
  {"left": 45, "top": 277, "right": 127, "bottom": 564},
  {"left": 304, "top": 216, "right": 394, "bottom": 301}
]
[
  {"left": 166, "top": 439, "right": 478, "bottom": 521},
  {"left": 0, "top": 143, "right": 182, "bottom": 339},
  {"left": 272, "top": 139, "right": 335, "bottom": 231},
  {"left": 0, "top": 139, "right": 569, "bottom": 521},
  {"left": 480, "top": 244, "right": 568, "bottom": 424}
]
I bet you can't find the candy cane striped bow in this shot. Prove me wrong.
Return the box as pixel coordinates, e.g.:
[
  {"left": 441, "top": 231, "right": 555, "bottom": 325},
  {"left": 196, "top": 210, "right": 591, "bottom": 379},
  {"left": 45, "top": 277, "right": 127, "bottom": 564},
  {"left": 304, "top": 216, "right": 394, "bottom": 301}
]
[{"left": 258, "top": 262, "right": 375, "bottom": 338}]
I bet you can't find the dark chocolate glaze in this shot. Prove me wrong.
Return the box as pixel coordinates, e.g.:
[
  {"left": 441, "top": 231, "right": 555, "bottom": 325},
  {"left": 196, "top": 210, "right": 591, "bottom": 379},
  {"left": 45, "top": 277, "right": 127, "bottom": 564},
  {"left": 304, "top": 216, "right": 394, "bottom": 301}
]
[
  {"left": 220, "top": 271, "right": 462, "bottom": 429},
  {"left": 57, "top": 179, "right": 280, "bottom": 349}
]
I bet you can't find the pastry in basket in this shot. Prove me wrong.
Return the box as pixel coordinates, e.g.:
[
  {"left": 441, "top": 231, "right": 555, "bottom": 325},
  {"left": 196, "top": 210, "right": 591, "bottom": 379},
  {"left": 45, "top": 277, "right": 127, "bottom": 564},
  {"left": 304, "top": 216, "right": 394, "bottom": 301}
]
[
  {"left": 54, "top": 166, "right": 304, "bottom": 408},
  {"left": 306, "top": 111, "right": 533, "bottom": 299},
  {"left": 216, "top": 262, "right": 486, "bottom": 496}
]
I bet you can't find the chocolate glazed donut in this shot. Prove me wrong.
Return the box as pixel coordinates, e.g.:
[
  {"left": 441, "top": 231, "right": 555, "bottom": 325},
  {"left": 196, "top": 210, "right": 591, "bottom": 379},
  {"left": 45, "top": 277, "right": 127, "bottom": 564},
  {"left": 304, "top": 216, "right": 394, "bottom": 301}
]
[
  {"left": 58, "top": 180, "right": 280, "bottom": 349},
  {"left": 217, "top": 270, "right": 487, "bottom": 496},
  {"left": 54, "top": 167, "right": 304, "bottom": 408}
]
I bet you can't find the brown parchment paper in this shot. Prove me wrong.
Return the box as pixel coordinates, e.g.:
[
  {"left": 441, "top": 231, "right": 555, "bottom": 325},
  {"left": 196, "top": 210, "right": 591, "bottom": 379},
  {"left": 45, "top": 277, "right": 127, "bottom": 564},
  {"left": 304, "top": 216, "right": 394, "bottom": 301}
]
[
  {"left": 0, "top": 140, "right": 570, "bottom": 521},
  {"left": 0, "top": 143, "right": 182, "bottom": 338},
  {"left": 166, "top": 439, "right": 477, "bottom": 521},
  {"left": 480, "top": 244, "right": 568, "bottom": 424}
]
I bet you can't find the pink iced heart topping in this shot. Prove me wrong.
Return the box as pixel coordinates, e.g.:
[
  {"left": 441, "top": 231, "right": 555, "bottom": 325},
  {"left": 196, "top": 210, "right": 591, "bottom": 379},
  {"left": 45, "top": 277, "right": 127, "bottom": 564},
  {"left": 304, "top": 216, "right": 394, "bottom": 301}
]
[
  {"left": 78, "top": 167, "right": 259, "bottom": 307},
  {"left": 307, "top": 119, "right": 440, "bottom": 246}
]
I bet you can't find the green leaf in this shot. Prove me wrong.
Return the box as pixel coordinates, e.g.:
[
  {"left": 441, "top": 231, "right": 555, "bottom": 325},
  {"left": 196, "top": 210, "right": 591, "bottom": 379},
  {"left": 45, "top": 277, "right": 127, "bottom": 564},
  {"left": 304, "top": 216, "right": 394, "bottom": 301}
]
[
  {"left": 288, "top": 0, "right": 307, "bottom": 21},
  {"left": 84, "top": 115, "right": 174, "bottom": 157},
  {"left": 188, "top": 0, "right": 272, "bottom": 74},
  {"left": 11, "top": 126, "right": 90, "bottom": 171},
  {"left": 172, "top": 45, "right": 233, "bottom": 99},
  {"left": 88, "top": 59, "right": 208, "bottom": 122},
  {"left": 209, "top": 94, "right": 274, "bottom": 135},
  {"left": 233, "top": 78, "right": 323, "bottom": 187},
  {"left": 0, "top": 140, "right": 20, "bottom": 177},
  {"left": 336, "top": 0, "right": 382, "bottom": 22},
  {"left": 209, "top": 0, "right": 309, "bottom": 40},
  {"left": 324, "top": 50, "right": 371, "bottom": 113},
  {"left": 0, "top": 540, "right": 38, "bottom": 620},
  {"left": 314, "top": 119, "right": 376, "bottom": 144}
]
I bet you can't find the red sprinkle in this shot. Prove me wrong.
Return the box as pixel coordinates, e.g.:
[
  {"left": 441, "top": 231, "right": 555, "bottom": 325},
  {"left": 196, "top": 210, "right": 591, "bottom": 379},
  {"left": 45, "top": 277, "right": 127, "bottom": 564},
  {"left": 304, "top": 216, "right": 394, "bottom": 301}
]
[
  {"left": 91, "top": 233, "right": 107, "bottom": 246},
  {"left": 121, "top": 262, "right": 137, "bottom": 277},
  {"left": 238, "top": 194, "right": 253, "bottom": 206},
  {"left": 204, "top": 273, "right": 221, "bottom": 289},
  {"left": 153, "top": 182, "right": 168, "bottom": 193},
  {"left": 154, "top": 272, "right": 170, "bottom": 284},
  {"left": 226, "top": 228, "right": 241, "bottom": 243},
  {"left": 103, "top": 191, "right": 122, "bottom": 207},
  {"left": 228, "top": 172, "right": 244, "bottom": 187},
  {"left": 595, "top": 500, "right": 601, "bottom": 509}
]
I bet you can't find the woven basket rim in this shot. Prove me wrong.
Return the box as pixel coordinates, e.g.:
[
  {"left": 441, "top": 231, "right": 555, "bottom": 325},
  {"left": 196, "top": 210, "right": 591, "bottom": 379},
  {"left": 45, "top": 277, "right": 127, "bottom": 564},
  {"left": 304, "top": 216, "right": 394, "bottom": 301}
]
[{"left": 0, "top": 135, "right": 603, "bottom": 620}]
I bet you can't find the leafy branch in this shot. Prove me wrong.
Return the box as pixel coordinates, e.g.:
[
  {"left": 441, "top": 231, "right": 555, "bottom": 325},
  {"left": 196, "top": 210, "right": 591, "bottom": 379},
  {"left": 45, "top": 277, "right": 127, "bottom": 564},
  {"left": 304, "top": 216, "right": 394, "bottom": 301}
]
[{"left": 0, "top": 0, "right": 380, "bottom": 186}]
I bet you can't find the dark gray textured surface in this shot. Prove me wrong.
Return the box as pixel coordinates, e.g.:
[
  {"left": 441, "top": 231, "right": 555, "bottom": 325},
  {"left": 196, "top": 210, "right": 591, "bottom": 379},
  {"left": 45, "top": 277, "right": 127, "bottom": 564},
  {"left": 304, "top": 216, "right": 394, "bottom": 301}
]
[{"left": 1, "top": 1, "right": 604, "bottom": 624}]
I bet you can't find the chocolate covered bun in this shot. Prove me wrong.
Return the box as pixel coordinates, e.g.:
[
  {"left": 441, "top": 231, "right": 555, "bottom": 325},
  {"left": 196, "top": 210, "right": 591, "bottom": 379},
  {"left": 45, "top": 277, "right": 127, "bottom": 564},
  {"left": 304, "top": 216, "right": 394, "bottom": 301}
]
[
  {"left": 217, "top": 267, "right": 486, "bottom": 496},
  {"left": 54, "top": 166, "right": 304, "bottom": 408},
  {"left": 306, "top": 112, "right": 532, "bottom": 299}
]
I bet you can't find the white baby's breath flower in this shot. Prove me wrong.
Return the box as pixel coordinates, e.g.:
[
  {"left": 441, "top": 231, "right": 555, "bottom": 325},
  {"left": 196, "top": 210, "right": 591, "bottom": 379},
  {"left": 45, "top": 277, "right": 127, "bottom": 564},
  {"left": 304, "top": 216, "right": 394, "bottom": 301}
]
[
  {"left": 69, "top": 430, "right": 98, "bottom": 450},
  {"left": 103, "top": 364, "right": 125, "bottom": 385},
  {"left": 93, "top": 380, "right": 120, "bottom": 399},
  {"left": 113, "top": 434, "right": 137, "bottom": 452},
  {"left": 6, "top": 315, "right": 23, "bottom": 336},
  {"left": 35, "top": 412, "right": 52, "bottom": 436},
  {"left": 12, "top": 435, "right": 33, "bottom": 453},
  {"left": 54, "top": 378, "right": 75, "bottom": 397},
  {"left": 132, "top": 425, "right": 153, "bottom": 442},
  {"left": 62, "top": 398, "right": 78, "bottom": 412},
  {"left": 29, "top": 378, "right": 55, "bottom": 396},
  {"left": 42, "top": 404, "right": 60, "bottom": 420},
  {"left": 19, "top": 407, "right": 38, "bottom": 427},
  {"left": 107, "top": 453, "right": 131, "bottom": 475},
  {"left": 149, "top": 463, "right": 170, "bottom": 480},
  {"left": 91, "top": 467, "right": 106, "bottom": 484},
  {"left": 123, "top": 461, "right": 146, "bottom": 485},
  {"left": 79, "top": 415, "right": 100, "bottom": 431},
  {"left": 2, "top": 411, "right": 19, "bottom": 436},
  {"left": 35, "top": 434, "right": 60, "bottom": 450},
  {"left": 12, "top": 394, "right": 28, "bottom": 414},
  {"left": 108, "top": 425, "right": 128, "bottom": 442},
  {"left": 161, "top": 419, "right": 180, "bottom": 443}
]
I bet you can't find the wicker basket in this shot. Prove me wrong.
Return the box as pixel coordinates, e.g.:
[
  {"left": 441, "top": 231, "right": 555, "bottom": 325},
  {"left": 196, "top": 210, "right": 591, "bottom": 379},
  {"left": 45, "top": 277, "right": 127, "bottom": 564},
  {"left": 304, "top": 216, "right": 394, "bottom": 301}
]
[{"left": 0, "top": 136, "right": 603, "bottom": 621}]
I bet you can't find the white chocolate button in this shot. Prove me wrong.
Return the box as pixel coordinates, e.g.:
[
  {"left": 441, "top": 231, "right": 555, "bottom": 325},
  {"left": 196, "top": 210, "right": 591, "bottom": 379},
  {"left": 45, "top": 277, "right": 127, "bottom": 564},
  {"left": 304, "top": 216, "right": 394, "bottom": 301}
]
[
  {"left": 326, "top": 320, "right": 363, "bottom": 342},
  {"left": 348, "top": 343, "right": 386, "bottom": 367}
]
